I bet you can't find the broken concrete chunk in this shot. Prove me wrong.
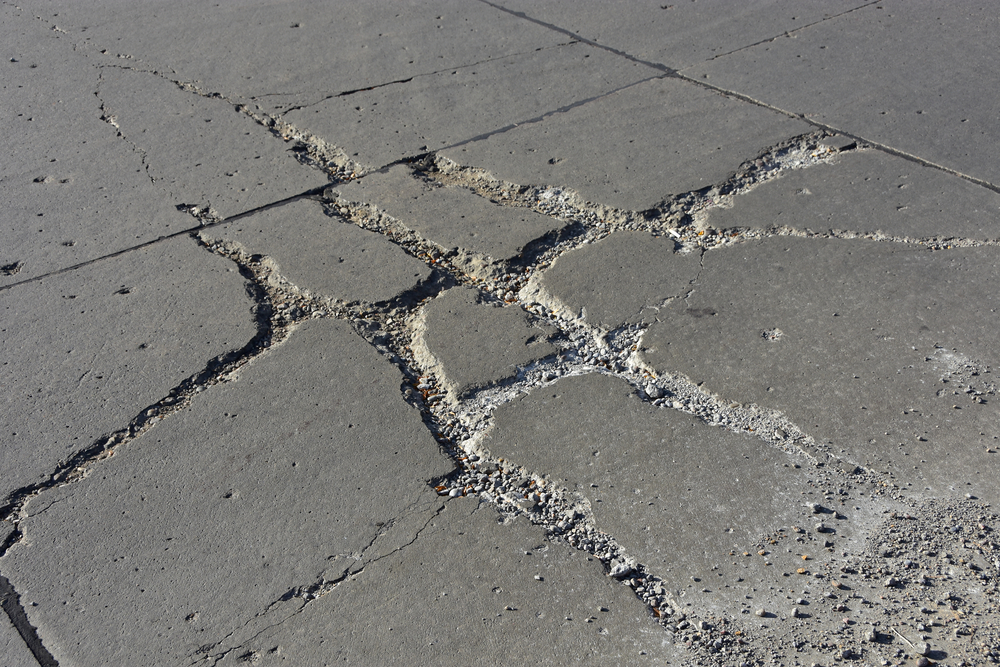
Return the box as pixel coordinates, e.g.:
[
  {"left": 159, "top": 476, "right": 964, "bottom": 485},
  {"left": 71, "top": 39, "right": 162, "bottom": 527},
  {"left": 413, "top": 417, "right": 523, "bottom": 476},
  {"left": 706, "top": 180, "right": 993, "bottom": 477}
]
[
  {"left": 415, "top": 286, "right": 557, "bottom": 398},
  {"left": 481, "top": 373, "right": 827, "bottom": 620},
  {"left": 0, "top": 235, "right": 254, "bottom": 505},
  {"left": 208, "top": 198, "right": 431, "bottom": 304},
  {"left": 706, "top": 150, "right": 1000, "bottom": 240},
  {"left": 539, "top": 231, "right": 701, "bottom": 330},
  {"left": 211, "top": 500, "right": 676, "bottom": 666},
  {"left": 642, "top": 237, "right": 1000, "bottom": 504},
  {"left": 445, "top": 77, "right": 810, "bottom": 211},
  {"left": 1, "top": 319, "right": 453, "bottom": 666},
  {"left": 333, "top": 165, "right": 565, "bottom": 261}
]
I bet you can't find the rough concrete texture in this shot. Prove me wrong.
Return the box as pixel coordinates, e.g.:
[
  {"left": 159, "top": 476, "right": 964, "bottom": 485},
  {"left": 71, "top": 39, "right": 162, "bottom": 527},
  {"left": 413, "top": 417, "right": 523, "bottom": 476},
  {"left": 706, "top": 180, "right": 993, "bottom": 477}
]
[
  {"left": 333, "top": 164, "right": 566, "bottom": 260},
  {"left": 96, "top": 67, "right": 327, "bottom": 219},
  {"left": 415, "top": 287, "right": 558, "bottom": 399},
  {"left": 0, "top": 235, "right": 254, "bottom": 505},
  {"left": 539, "top": 231, "right": 703, "bottom": 330},
  {"left": 481, "top": 374, "right": 832, "bottom": 589},
  {"left": 0, "top": 612, "right": 36, "bottom": 667},
  {"left": 3, "top": 3, "right": 1000, "bottom": 666},
  {"left": 0, "top": 6, "right": 187, "bottom": 285},
  {"left": 211, "top": 499, "right": 677, "bottom": 666},
  {"left": 498, "top": 0, "right": 858, "bottom": 70},
  {"left": 703, "top": 150, "right": 1000, "bottom": 241},
  {"left": 3, "top": 319, "right": 453, "bottom": 666},
  {"left": 205, "top": 198, "right": 431, "bottom": 304},
  {"left": 21, "top": 1, "right": 565, "bottom": 110},
  {"left": 687, "top": 2, "right": 1000, "bottom": 184},
  {"left": 642, "top": 237, "right": 1000, "bottom": 505},
  {"left": 285, "top": 41, "right": 652, "bottom": 169},
  {"left": 443, "top": 76, "right": 811, "bottom": 211}
]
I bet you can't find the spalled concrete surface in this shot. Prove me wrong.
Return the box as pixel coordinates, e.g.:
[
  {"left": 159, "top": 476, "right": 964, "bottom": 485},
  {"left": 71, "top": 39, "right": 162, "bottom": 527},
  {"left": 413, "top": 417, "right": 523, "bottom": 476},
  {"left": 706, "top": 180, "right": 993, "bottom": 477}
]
[
  {"left": 3, "top": 3, "right": 1000, "bottom": 666},
  {"left": 442, "top": 76, "right": 811, "bottom": 211},
  {"left": 333, "top": 164, "right": 566, "bottom": 261},
  {"left": 0, "top": 235, "right": 254, "bottom": 505}
]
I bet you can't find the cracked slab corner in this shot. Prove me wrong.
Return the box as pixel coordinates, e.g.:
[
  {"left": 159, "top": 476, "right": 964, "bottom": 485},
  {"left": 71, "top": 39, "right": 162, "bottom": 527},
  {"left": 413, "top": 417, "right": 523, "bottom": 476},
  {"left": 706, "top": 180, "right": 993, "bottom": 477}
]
[
  {"left": 211, "top": 497, "right": 679, "bottom": 666},
  {"left": 704, "top": 148, "right": 1000, "bottom": 242},
  {"left": 479, "top": 373, "right": 859, "bottom": 618},
  {"left": 642, "top": 236, "right": 1000, "bottom": 505},
  {"left": 442, "top": 76, "right": 811, "bottom": 212},
  {"left": 96, "top": 66, "right": 327, "bottom": 219},
  {"left": 412, "top": 286, "right": 558, "bottom": 400},
  {"left": 330, "top": 164, "right": 567, "bottom": 262},
  {"left": 203, "top": 197, "right": 432, "bottom": 305},
  {"left": 0, "top": 234, "right": 255, "bottom": 506},
  {"left": 0, "top": 318, "right": 454, "bottom": 666}
]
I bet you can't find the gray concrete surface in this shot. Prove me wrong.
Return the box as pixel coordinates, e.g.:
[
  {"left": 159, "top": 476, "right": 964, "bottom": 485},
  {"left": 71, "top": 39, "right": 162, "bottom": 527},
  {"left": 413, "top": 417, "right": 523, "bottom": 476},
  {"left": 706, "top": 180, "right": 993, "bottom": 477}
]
[
  {"left": 2, "top": 2, "right": 999, "bottom": 666},
  {"left": 415, "top": 286, "right": 558, "bottom": 399},
  {"left": 1, "top": 612, "right": 36, "bottom": 667},
  {"left": 332, "top": 164, "right": 566, "bottom": 261},
  {"left": 204, "top": 198, "right": 432, "bottom": 304}
]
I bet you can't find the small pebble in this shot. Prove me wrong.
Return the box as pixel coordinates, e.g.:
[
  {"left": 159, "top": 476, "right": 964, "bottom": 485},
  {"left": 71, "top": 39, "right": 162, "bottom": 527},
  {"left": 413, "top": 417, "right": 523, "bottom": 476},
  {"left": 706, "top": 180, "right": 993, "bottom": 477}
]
[{"left": 755, "top": 608, "right": 766, "bottom": 617}]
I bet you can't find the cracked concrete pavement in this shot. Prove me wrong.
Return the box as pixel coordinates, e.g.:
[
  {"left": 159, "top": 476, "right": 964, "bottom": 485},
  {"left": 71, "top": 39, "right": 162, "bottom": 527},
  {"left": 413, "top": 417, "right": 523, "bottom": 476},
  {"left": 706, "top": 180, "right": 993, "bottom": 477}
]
[{"left": 2, "top": 2, "right": 998, "bottom": 666}]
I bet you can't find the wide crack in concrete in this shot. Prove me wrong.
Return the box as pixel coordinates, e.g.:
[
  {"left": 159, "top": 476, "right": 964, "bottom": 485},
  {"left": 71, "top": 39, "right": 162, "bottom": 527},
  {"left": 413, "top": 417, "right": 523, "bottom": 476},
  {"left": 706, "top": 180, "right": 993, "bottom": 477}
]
[{"left": 3, "top": 37, "right": 999, "bottom": 666}]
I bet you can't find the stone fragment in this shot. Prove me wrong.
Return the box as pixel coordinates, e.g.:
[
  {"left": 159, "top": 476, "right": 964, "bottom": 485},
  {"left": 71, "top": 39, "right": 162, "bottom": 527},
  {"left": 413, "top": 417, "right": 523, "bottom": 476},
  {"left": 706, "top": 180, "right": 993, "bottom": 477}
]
[
  {"left": 208, "top": 198, "right": 431, "bottom": 303},
  {"left": 415, "top": 287, "right": 557, "bottom": 397},
  {"left": 332, "top": 165, "right": 565, "bottom": 261},
  {"left": 445, "top": 77, "right": 810, "bottom": 211},
  {"left": 0, "top": 235, "right": 254, "bottom": 504},
  {"left": 1, "top": 319, "right": 454, "bottom": 666}
]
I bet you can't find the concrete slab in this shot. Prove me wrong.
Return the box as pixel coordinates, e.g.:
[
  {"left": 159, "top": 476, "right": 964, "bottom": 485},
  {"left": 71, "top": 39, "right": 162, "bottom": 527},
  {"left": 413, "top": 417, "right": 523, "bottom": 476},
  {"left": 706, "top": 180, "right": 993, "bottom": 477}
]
[
  {"left": 212, "top": 499, "right": 677, "bottom": 666},
  {"left": 704, "top": 149, "right": 1000, "bottom": 240},
  {"left": 332, "top": 165, "right": 566, "bottom": 261},
  {"left": 20, "top": 1, "right": 564, "bottom": 108},
  {"left": 285, "top": 42, "right": 654, "bottom": 169},
  {"left": 0, "top": 235, "right": 254, "bottom": 505},
  {"left": 96, "top": 67, "right": 327, "bottom": 219},
  {"left": 1, "top": 318, "right": 454, "bottom": 666},
  {"left": 1, "top": 6, "right": 188, "bottom": 285},
  {"left": 480, "top": 374, "right": 832, "bottom": 599},
  {"left": 498, "top": 0, "right": 859, "bottom": 69},
  {"left": 443, "top": 77, "right": 811, "bottom": 211},
  {"left": 206, "top": 198, "right": 431, "bottom": 304},
  {"left": 641, "top": 237, "right": 1000, "bottom": 504},
  {"left": 540, "top": 231, "right": 703, "bottom": 330},
  {"left": 686, "top": 2, "right": 1000, "bottom": 185},
  {"left": 414, "top": 287, "right": 558, "bottom": 398},
  {"left": 0, "top": 611, "right": 36, "bottom": 667}
]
